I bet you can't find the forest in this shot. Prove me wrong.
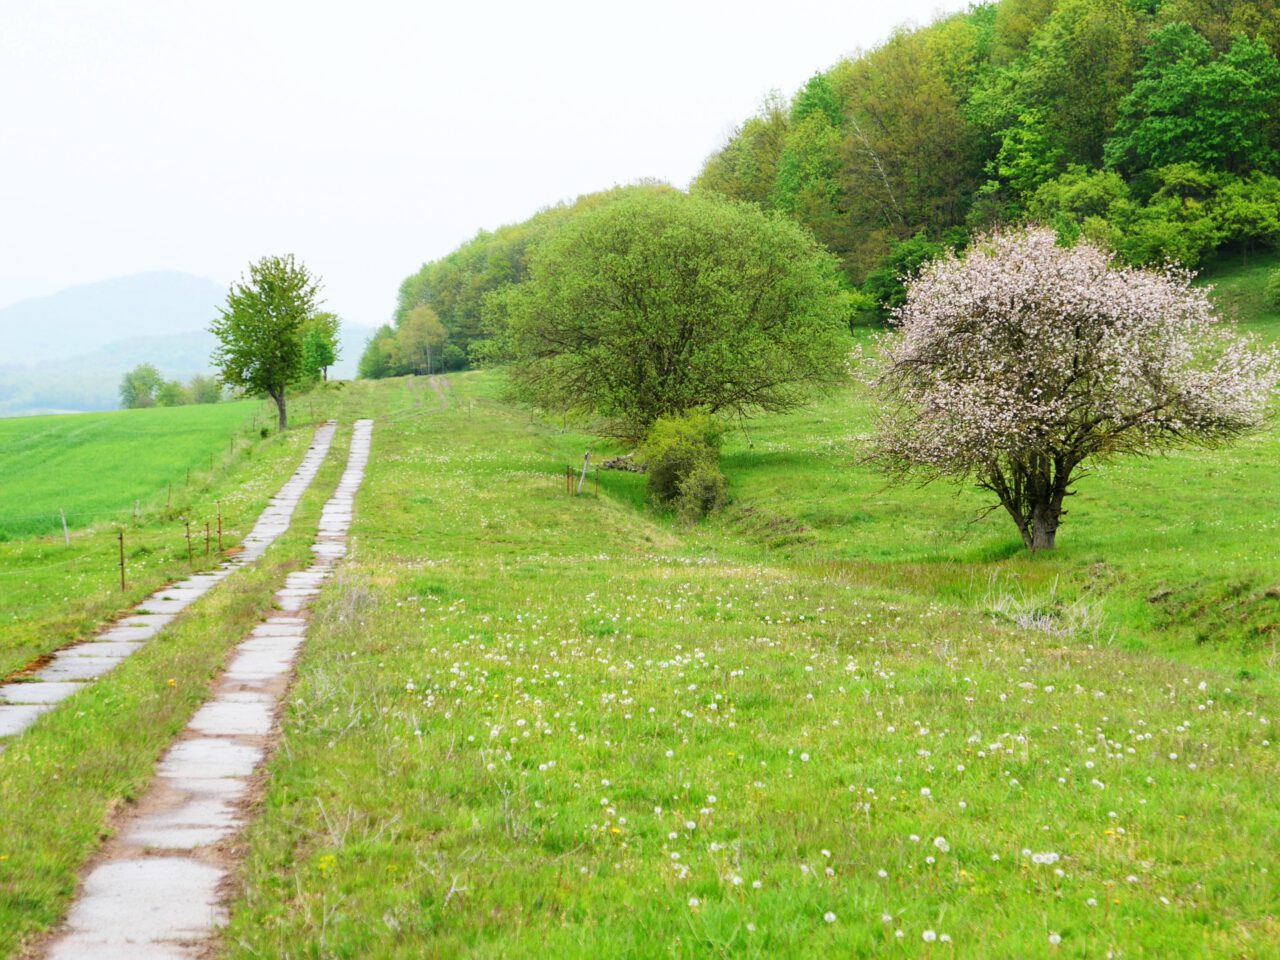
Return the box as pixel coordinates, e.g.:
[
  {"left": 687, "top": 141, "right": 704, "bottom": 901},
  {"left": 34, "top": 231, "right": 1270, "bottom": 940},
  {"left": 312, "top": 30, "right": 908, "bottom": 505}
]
[{"left": 362, "top": 0, "right": 1280, "bottom": 375}]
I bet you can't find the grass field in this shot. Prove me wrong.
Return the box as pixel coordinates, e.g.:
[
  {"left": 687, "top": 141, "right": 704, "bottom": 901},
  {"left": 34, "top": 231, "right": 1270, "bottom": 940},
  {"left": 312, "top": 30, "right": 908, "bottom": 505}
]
[
  {"left": 0, "top": 397, "right": 341, "bottom": 680},
  {"left": 1, "top": 257, "right": 1277, "bottom": 957},
  {"left": 217, "top": 284, "right": 1280, "bottom": 958}
]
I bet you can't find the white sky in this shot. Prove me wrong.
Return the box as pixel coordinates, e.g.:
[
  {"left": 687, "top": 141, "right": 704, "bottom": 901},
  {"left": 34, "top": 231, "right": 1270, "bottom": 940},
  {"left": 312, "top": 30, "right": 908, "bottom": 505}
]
[{"left": 0, "top": 0, "right": 969, "bottom": 328}]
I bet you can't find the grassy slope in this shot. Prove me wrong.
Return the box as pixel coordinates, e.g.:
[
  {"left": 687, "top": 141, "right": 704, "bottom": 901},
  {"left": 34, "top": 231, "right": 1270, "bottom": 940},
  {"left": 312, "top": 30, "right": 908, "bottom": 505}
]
[
  {"left": 707, "top": 253, "right": 1280, "bottom": 670},
  {"left": 220, "top": 362, "right": 1279, "bottom": 958},
  {"left": 0, "top": 422, "right": 351, "bottom": 956},
  {"left": 0, "top": 392, "right": 346, "bottom": 680}
]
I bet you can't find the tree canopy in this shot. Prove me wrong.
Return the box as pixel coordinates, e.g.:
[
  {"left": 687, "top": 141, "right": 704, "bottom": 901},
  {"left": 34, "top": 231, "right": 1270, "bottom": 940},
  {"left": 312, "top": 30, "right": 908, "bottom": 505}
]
[
  {"left": 211, "top": 254, "right": 320, "bottom": 429},
  {"left": 496, "top": 190, "right": 851, "bottom": 441},
  {"left": 681, "top": 0, "right": 1280, "bottom": 313}
]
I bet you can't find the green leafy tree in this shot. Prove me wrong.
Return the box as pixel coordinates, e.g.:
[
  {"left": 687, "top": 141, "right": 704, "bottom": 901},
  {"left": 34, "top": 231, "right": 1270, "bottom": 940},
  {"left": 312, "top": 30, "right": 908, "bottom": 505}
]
[
  {"left": 396, "top": 304, "right": 448, "bottom": 375},
  {"left": 692, "top": 94, "right": 789, "bottom": 208},
  {"left": 1264, "top": 268, "right": 1280, "bottom": 310},
  {"left": 155, "top": 380, "right": 187, "bottom": 407},
  {"left": 358, "top": 325, "right": 397, "bottom": 379},
  {"left": 498, "top": 191, "right": 850, "bottom": 442},
  {"left": 987, "top": 109, "right": 1065, "bottom": 206},
  {"left": 119, "top": 363, "right": 163, "bottom": 409},
  {"left": 211, "top": 254, "right": 320, "bottom": 430},
  {"left": 862, "top": 233, "right": 953, "bottom": 315},
  {"left": 301, "top": 311, "right": 341, "bottom": 381},
  {"left": 1213, "top": 173, "right": 1280, "bottom": 263},
  {"left": 1105, "top": 24, "right": 1280, "bottom": 176},
  {"left": 187, "top": 374, "right": 222, "bottom": 404}
]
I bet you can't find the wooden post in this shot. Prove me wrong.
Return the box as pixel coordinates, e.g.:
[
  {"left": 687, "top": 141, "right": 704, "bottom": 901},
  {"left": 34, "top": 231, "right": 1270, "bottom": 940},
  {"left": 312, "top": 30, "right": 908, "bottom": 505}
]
[
  {"left": 204, "top": 521, "right": 210, "bottom": 557},
  {"left": 185, "top": 519, "right": 193, "bottom": 567},
  {"left": 60, "top": 508, "right": 69, "bottom": 546},
  {"left": 577, "top": 452, "right": 591, "bottom": 495},
  {"left": 217, "top": 501, "right": 223, "bottom": 553},
  {"left": 118, "top": 529, "right": 126, "bottom": 591}
]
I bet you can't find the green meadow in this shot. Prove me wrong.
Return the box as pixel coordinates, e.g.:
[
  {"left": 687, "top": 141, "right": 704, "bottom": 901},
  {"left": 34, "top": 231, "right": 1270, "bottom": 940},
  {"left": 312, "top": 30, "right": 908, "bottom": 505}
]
[
  {"left": 213, "top": 261, "right": 1278, "bottom": 958},
  {"left": 0, "top": 260, "right": 1277, "bottom": 958}
]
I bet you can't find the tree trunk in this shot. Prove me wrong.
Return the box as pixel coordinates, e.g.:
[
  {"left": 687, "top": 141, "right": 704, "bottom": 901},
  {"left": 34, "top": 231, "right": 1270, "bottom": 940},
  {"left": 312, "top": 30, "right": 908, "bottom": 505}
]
[
  {"left": 1029, "top": 499, "right": 1059, "bottom": 551},
  {"left": 271, "top": 388, "right": 288, "bottom": 431}
]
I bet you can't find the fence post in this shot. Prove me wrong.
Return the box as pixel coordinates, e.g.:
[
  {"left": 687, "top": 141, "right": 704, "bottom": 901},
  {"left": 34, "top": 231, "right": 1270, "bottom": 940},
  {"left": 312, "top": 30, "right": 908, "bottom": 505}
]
[
  {"left": 217, "top": 501, "right": 223, "bottom": 553},
  {"left": 204, "top": 521, "right": 211, "bottom": 557},
  {"left": 118, "top": 529, "right": 126, "bottom": 591},
  {"left": 185, "top": 519, "right": 193, "bottom": 567},
  {"left": 60, "top": 508, "right": 69, "bottom": 546}
]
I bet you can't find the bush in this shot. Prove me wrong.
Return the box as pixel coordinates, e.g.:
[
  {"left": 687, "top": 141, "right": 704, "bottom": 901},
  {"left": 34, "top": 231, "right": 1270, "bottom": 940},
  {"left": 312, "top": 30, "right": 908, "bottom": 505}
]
[
  {"left": 638, "top": 413, "right": 725, "bottom": 507},
  {"left": 1265, "top": 269, "right": 1280, "bottom": 310},
  {"left": 675, "top": 460, "right": 729, "bottom": 523}
]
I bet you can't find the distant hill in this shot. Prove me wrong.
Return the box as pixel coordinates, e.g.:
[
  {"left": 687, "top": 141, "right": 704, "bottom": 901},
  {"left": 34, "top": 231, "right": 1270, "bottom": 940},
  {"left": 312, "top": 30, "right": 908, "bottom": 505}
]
[
  {"left": 0, "top": 272, "right": 375, "bottom": 416},
  {"left": 0, "top": 272, "right": 226, "bottom": 364}
]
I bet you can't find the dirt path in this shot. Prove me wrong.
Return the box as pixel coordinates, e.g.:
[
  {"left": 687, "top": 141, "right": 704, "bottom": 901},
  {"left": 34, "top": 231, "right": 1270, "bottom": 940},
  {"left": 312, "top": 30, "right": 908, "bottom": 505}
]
[
  {"left": 0, "top": 422, "right": 338, "bottom": 746},
  {"left": 427, "top": 374, "right": 450, "bottom": 408},
  {"left": 39, "top": 420, "right": 373, "bottom": 959}
]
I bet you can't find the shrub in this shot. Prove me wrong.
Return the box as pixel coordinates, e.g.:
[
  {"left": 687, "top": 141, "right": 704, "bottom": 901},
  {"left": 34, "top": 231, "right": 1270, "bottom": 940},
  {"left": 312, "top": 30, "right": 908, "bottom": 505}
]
[
  {"left": 1265, "top": 268, "right": 1280, "bottom": 311},
  {"left": 639, "top": 413, "right": 725, "bottom": 506},
  {"left": 675, "top": 460, "right": 729, "bottom": 523}
]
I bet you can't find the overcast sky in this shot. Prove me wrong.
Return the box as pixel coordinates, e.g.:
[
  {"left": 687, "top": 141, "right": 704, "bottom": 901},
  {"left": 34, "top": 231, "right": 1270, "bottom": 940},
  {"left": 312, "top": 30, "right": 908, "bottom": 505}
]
[{"left": 1, "top": 0, "right": 969, "bottom": 328}]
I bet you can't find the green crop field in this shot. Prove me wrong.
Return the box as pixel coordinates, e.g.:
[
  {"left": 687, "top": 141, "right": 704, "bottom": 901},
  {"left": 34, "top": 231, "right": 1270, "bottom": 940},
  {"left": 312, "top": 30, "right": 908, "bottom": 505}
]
[{"left": 0, "top": 399, "right": 271, "bottom": 539}]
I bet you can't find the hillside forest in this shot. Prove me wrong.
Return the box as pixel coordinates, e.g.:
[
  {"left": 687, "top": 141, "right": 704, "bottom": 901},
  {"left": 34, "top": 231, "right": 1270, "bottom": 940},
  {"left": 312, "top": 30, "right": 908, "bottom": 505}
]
[{"left": 362, "top": 0, "right": 1280, "bottom": 376}]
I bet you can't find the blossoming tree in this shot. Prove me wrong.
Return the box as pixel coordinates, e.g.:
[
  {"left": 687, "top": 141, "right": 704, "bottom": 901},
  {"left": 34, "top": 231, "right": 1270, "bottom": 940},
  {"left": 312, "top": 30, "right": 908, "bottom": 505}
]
[{"left": 870, "top": 227, "right": 1278, "bottom": 550}]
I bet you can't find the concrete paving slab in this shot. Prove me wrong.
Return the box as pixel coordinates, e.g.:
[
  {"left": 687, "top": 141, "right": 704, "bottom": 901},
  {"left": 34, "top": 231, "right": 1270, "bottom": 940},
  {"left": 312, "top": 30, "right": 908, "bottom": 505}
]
[
  {"left": 37, "top": 656, "right": 119, "bottom": 682},
  {"left": 119, "top": 614, "right": 175, "bottom": 629},
  {"left": 47, "top": 936, "right": 199, "bottom": 959},
  {"left": 0, "top": 703, "right": 53, "bottom": 736},
  {"left": 158, "top": 739, "right": 263, "bottom": 779},
  {"left": 126, "top": 797, "right": 243, "bottom": 849},
  {"left": 57, "top": 858, "right": 225, "bottom": 942},
  {"left": 136, "top": 599, "right": 191, "bottom": 616},
  {"left": 225, "top": 655, "right": 293, "bottom": 682},
  {"left": 100, "top": 625, "right": 158, "bottom": 642},
  {"left": 189, "top": 698, "right": 274, "bottom": 736},
  {"left": 251, "top": 622, "right": 310, "bottom": 637},
  {"left": 0, "top": 681, "right": 83, "bottom": 705},
  {"left": 64, "top": 641, "right": 142, "bottom": 659}
]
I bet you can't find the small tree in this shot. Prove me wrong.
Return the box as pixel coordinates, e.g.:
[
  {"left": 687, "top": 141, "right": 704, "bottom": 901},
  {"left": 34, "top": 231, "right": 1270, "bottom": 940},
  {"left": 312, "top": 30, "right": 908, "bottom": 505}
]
[
  {"left": 396, "top": 304, "right": 448, "bottom": 375},
  {"left": 497, "top": 190, "right": 850, "bottom": 441},
  {"left": 119, "top": 363, "right": 163, "bottom": 409},
  {"left": 870, "top": 227, "right": 1278, "bottom": 550},
  {"left": 156, "top": 380, "right": 187, "bottom": 407},
  {"left": 211, "top": 254, "right": 320, "bottom": 430},
  {"left": 188, "top": 374, "right": 222, "bottom": 404},
  {"left": 301, "top": 311, "right": 341, "bottom": 381}
]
